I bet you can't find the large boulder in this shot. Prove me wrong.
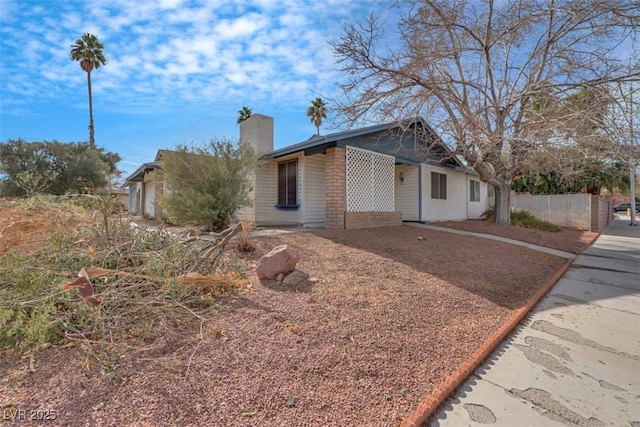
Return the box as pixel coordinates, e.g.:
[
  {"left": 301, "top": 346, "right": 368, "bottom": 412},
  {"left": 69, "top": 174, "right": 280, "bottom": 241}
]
[{"left": 256, "top": 245, "right": 299, "bottom": 280}]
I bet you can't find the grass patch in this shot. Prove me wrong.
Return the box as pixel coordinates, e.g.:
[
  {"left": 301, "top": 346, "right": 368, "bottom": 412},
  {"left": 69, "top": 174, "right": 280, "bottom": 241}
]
[{"left": 482, "top": 207, "right": 562, "bottom": 232}]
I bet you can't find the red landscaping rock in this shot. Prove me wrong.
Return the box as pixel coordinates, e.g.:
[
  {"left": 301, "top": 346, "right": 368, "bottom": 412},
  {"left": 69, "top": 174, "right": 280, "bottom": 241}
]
[{"left": 256, "top": 244, "right": 299, "bottom": 279}]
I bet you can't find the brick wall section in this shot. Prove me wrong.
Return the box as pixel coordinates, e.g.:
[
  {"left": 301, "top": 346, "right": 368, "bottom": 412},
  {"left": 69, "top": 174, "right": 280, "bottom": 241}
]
[
  {"left": 325, "top": 146, "right": 401, "bottom": 230},
  {"left": 344, "top": 212, "right": 402, "bottom": 229},
  {"left": 325, "top": 147, "right": 346, "bottom": 229},
  {"left": 154, "top": 181, "right": 164, "bottom": 222},
  {"left": 591, "top": 195, "right": 612, "bottom": 232}
]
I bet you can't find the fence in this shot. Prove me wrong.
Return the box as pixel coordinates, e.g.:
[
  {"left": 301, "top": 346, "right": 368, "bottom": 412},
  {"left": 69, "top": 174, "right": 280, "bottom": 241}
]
[
  {"left": 590, "top": 195, "right": 613, "bottom": 232},
  {"left": 511, "top": 193, "right": 612, "bottom": 231}
]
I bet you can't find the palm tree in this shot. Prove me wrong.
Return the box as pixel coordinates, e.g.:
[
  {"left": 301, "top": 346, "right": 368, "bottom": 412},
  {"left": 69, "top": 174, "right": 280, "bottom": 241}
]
[
  {"left": 70, "top": 33, "right": 107, "bottom": 149},
  {"left": 237, "top": 106, "right": 252, "bottom": 124},
  {"left": 306, "top": 97, "right": 327, "bottom": 135}
]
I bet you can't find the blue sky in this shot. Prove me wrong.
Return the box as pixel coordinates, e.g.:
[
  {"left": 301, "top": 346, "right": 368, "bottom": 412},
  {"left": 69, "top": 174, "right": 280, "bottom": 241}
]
[{"left": 0, "top": 0, "right": 381, "bottom": 177}]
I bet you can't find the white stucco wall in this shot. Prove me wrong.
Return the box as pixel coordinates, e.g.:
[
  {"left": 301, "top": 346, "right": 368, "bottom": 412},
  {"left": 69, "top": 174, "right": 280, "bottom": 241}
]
[
  {"left": 143, "top": 181, "right": 155, "bottom": 218},
  {"left": 395, "top": 164, "right": 419, "bottom": 221},
  {"left": 467, "top": 175, "right": 488, "bottom": 218},
  {"left": 420, "top": 164, "right": 468, "bottom": 221},
  {"left": 141, "top": 170, "right": 162, "bottom": 219},
  {"left": 128, "top": 182, "right": 141, "bottom": 213}
]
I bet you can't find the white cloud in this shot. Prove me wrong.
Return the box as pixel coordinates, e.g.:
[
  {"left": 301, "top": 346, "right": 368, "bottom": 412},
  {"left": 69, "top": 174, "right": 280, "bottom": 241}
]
[
  {"left": 159, "top": 0, "right": 185, "bottom": 8},
  {"left": 60, "top": 12, "right": 83, "bottom": 32},
  {"left": 1, "top": 0, "right": 374, "bottom": 116},
  {"left": 213, "top": 13, "right": 269, "bottom": 40},
  {"left": 278, "top": 12, "right": 307, "bottom": 27}
]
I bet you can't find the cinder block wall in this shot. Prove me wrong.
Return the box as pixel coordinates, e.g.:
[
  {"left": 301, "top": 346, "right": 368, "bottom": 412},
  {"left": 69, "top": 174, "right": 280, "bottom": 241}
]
[{"left": 325, "top": 147, "right": 346, "bottom": 229}]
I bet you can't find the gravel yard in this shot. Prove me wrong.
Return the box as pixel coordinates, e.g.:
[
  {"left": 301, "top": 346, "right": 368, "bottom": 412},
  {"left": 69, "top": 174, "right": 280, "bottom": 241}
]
[
  {"left": 432, "top": 219, "right": 597, "bottom": 254},
  {"left": 1, "top": 224, "right": 579, "bottom": 426}
]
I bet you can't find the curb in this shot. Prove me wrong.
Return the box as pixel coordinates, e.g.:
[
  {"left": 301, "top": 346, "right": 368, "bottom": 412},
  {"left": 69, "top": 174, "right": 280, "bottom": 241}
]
[{"left": 400, "top": 231, "right": 600, "bottom": 427}]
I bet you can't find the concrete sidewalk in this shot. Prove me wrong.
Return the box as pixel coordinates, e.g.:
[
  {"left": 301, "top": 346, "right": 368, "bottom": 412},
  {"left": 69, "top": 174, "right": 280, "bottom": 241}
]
[{"left": 428, "top": 218, "right": 640, "bottom": 426}]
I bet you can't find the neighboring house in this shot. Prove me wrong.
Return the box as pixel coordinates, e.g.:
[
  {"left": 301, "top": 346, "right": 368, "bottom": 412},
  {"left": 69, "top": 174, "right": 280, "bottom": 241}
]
[
  {"left": 95, "top": 188, "right": 129, "bottom": 208},
  {"left": 124, "top": 150, "right": 169, "bottom": 220},
  {"left": 125, "top": 114, "right": 488, "bottom": 229}
]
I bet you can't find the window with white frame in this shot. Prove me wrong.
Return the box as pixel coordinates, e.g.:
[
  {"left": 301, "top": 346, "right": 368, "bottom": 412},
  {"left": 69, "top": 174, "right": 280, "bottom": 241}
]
[
  {"left": 431, "top": 172, "right": 447, "bottom": 199},
  {"left": 470, "top": 180, "right": 480, "bottom": 202}
]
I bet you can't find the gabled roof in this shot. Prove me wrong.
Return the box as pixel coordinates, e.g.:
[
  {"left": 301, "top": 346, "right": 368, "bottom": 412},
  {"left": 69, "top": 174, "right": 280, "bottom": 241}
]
[
  {"left": 124, "top": 149, "right": 174, "bottom": 183},
  {"left": 124, "top": 161, "right": 161, "bottom": 182},
  {"left": 264, "top": 117, "right": 465, "bottom": 169},
  {"left": 154, "top": 149, "right": 176, "bottom": 161},
  {"left": 126, "top": 149, "right": 208, "bottom": 183},
  {"left": 265, "top": 120, "right": 408, "bottom": 159}
]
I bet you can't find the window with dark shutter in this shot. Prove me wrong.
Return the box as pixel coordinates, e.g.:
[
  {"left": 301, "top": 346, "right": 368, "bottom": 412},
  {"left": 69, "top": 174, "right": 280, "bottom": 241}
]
[
  {"left": 431, "top": 172, "right": 447, "bottom": 199},
  {"left": 470, "top": 180, "right": 480, "bottom": 202},
  {"left": 277, "top": 159, "right": 298, "bottom": 207}
]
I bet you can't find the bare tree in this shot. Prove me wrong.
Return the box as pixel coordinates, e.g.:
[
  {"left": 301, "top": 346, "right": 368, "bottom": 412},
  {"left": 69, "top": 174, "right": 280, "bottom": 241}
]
[
  {"left": 605, "top": 82, "right": 640, "bottom": 162},
  {"left": 607, "top": 81, "right": 640, "bottom": 223},
  {"left": 333, "top": 0, "right": 639, "bottom": 225},
  {"left": 520, "top": 85, "right": 635, "bottom": 193}
]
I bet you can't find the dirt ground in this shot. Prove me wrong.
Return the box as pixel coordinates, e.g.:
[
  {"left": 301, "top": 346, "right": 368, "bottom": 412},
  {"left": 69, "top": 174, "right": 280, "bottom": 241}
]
[{"left": 0, "top": 223, "right": 588, "bottom": 426}]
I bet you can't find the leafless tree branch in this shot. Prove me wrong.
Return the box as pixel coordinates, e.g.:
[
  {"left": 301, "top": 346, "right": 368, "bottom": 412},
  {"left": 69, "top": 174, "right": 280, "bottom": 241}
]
[{"left": 332, "top": 0, "right": 639, "bottom": 224}]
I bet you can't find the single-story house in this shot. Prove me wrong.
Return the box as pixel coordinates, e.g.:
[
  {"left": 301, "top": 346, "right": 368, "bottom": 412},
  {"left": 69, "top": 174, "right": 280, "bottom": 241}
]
[
  {"left": 125, "top": 114, "right": 489, "bottom": 229},
  {"left": 124, "top": 152, "right": 166, "bottom": 220},
  {"left": 236, "top": 114, "right": 488, "bottom": 228}
]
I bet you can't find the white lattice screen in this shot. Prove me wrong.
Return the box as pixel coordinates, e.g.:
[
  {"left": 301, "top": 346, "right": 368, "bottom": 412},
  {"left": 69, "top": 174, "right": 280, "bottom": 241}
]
[{"left": 346, "top": 146, "right": 395, "bottom": 212}]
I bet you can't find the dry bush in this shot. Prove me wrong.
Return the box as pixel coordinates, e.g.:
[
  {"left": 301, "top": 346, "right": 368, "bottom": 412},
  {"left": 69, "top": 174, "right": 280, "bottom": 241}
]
[
  {"left": 236, "top": 220, "right": 256, "bottom": 253},
  {"left": 0, "top": 196, "right": 250, "bottom": 373},
  {"left": 0, "top": 196, "right": 91, "bottom": 254}
]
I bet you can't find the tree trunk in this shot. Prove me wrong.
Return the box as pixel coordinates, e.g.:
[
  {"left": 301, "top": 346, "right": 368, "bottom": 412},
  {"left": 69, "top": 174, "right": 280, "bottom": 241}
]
[
  {"left": 493, "top": 181, "right": 512, "bottom": 226},
  {"left": 87, "top": 71, "right": 95, "bottom": 149}
]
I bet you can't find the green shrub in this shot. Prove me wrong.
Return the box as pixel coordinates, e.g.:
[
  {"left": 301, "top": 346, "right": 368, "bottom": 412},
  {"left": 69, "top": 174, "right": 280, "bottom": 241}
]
[
  {"left": 482, "top": 206, "right": 561, "bottom": 232},
  {"left": 511, "top": 210, "right": 562, "bottom": 232},
  {"left": 0, "top": 271, "right": 69, "bottom": 351},
  {"left": 160, "top": 139, "right": 257, "bottom": 232},
  {"left": 481, "top": 206, "right": 496, "bottom": 222}
]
